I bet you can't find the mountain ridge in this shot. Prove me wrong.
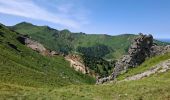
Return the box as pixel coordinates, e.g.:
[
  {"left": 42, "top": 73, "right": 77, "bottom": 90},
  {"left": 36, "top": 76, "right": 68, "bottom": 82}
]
[
  {"left": 0, "top": 22, "right": 170, "bottom": 99},
  {"left": 0, "top": 23, "right": 95, "bottom": 88},
  {"left": 7, "top": 22, "right": 169, "bottom": 77},
  {"left": 10, "top": 22, "right": 169, "bottom": 58}
]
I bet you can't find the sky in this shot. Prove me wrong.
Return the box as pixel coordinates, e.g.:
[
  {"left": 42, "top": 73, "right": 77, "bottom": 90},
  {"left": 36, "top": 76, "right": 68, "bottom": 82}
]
[{"left": 0, "top": 0, "right": 170, "bottom": 39}]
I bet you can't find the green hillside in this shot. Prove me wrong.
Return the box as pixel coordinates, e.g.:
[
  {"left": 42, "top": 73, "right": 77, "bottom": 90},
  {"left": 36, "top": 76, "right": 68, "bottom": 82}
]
[
  {"left": 117, "top": 53, "right": 170, "bottom": 81},
  {"left": 9, "top": 22, "right": 169, "bottom": 77},
  {"left": 10, "top": 22, "right": 135, "bottom": 59},
  {"left": 1, "top": 22, "right": 170, "bottom": 99},
  {"left": 0, "top": 24, "right": 95, "bottom": 89},
  {"left": 0, "top": 52, "right": 170, "bottom": 100},
  {"left": 9, "top": 22, "right": 137, "bottom": 77},
  {"left": 10, "top": 22, "right": 168, "bottom": 60}
]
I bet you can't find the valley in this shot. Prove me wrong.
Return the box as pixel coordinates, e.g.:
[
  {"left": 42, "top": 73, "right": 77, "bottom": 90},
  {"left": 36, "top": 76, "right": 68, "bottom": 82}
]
[
  {"left": 0, "top": 22, "right": 170, "bottom": 100},
  {"left": 1, "top": 53, "right": 170, "bottom": 100},
  {"left": 1, "top": 0, "right": 170, "bottom": 99}
]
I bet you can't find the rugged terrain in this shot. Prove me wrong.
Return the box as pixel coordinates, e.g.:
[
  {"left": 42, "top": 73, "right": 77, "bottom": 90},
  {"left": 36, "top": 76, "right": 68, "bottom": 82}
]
[
  {"left": 1, "top": 53, "right": 170, "bottom": 100},
  {"left": 0, "top": 23, "right": 95, "bottom": 88},
  {"left": 9, "top": 22, "right": 169, "bottom": 77},
  {"left": 97, "top": 34, "right": 170, "bottom": 84},
  {"left": 124, "top": 59, "right": 170, "bottom": 81},
  {"left": 10, "top": 22, "right": 168, "bottom": 59},
  {"left": 1, "top": 22, "right": 170, "bottom": 99}
]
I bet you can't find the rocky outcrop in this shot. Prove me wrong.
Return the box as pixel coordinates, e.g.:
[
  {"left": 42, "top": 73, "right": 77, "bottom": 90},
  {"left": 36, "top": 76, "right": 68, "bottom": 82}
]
[
  {"left": 111, "top": 33, "right": 153, "bottom": 79},
  {"left": 151, "top": 45, "right": 170, "bottom": 56},
  {"left": 96, "top": 33, "right": 170, "bottom": 84},
  {"left": 106, "top": 59, "right": 170, "bottom": 84},
  {"left": 65, "top": 54, "right": 90, "bottom": 74},
  {"left": 25, "top": 38, "right": 48, "bottom": 55},
  {"left": 17, "top": 35, "right": 91, "bottom": 75},
  {"left": 17, "top": 36, "right": 59, "bottom": 56}
]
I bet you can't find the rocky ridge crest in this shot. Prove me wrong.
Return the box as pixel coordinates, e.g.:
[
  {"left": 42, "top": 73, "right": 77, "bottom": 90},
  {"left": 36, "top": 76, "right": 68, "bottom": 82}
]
[{"left": 97, "top": 33, "right": 170, "bottom": 84}]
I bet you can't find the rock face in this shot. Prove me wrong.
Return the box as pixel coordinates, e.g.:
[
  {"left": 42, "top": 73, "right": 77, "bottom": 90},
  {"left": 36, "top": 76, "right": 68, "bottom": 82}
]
[
  {"left": 151, "top": 45, "right": 170, "bottom": 56},
  {"left": 25, "top": 38, "right": 48, "bottom": 55},
  {"left": 65, "top": 54, "right": 90, "bottom": 74},
  {"left": 96, "top": 33, "right": 170, "bottom": 84},
  {"left": 17, "top": 36, "right": 59, "bottom": 56},
  {"left": 17, "top": 35, "right": 91, "bottom": 75},
  {"left": 111, "top": 34, "right": 153, "bottom": 79}
]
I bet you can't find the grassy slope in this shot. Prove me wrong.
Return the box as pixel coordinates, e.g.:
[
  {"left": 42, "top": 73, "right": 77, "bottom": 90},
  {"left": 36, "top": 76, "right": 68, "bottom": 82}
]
[
  {"left": 11, "top": 22, "right": 169, "bottom": 60},
  {"left": 73, "top": 34, "right": 136, "bottom": 59},
  {"left": 0, "top": 49, "right": 170, "bottom": 100},
  {"left": 1, "top": 22, "right": 170, "bottom": 99},
  {"left": 117, "top": 53, "right": 170, "bottom": 80},
  {"left": 0, "top": 24, "right": 95, "bottom": 89},
  {"left": 10, "top": 22, "right": 137, "bottom": 59},
  {"left": 1, "top": 72, "right": 170, "bottom": 100}
]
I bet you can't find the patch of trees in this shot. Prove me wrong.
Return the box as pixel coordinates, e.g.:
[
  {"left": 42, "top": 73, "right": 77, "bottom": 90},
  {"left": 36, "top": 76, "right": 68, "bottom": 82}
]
[
  {"left": 77, "top": 44, "right": 115, "bottom": 77},
  {"left": 77, "top": 44, "right": 110, "bottom": 58},
  {"left": 82, "top": 55, "right": 115, "bottom": 77}
]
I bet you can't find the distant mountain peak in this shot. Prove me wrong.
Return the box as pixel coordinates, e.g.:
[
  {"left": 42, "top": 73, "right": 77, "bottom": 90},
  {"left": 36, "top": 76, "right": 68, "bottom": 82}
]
[
  {"left": 61, "top": 29, "right": 71, "bottom": 33},
  {"left": 15, "top": 22, "right": 33, "bottom": 26}
]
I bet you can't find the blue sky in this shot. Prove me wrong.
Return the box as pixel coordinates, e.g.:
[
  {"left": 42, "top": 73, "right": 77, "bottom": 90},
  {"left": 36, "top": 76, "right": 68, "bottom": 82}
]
[{"left": 0, "top": 0, "right": 170, "bottom": 39}]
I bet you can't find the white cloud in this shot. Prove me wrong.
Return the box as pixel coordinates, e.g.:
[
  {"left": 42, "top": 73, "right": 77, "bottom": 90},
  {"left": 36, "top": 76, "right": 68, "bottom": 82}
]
[{"left": 0, "top": 0, "right": 88, "bottom": 28}]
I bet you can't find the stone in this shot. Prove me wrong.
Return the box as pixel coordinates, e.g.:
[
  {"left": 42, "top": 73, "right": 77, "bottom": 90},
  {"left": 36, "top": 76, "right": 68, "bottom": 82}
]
[
  {"left": 107, "top": 34, "right": 154, "bottom": 81},
  {"left": 97, "top": 33, "right": 170, "bottom": 84},
  {"left": 65, "top": 54, "right": 90, "bottom": 74}
]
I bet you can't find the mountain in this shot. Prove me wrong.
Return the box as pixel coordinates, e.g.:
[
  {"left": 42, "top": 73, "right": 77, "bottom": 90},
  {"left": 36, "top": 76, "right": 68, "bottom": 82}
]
[
  {"left": 1, "top": 22, "right": 170, "bottom": 99},
  {"left": 10, "top": 22, "right": 169, "bottom": 59},
  {"left": 9, "top": 22, "right": 136, "bottom": 60},
  {"left": 0, "top": 23, "right": 95, "bottom": 89},
  {"left": 9, "top": 22, "right": 169, "bottom": 77}
]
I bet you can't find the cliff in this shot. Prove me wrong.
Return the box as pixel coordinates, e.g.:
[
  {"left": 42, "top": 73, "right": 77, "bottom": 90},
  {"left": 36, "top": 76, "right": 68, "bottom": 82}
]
[{"left": 97, "top": 33, "right": 170, "bottom": 84}]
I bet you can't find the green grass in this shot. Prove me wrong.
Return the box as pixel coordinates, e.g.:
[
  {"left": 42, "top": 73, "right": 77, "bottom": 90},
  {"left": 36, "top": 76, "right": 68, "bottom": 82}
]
[
  {"left": 117, "top": 53, "right": 170, "bottom": 80},
  {"left": 10, "top": 22, "right": 170, "bottom": 77},
  {"left": 1, "top": 22, "right": 170, "bottom": 99},
  {"left": 1, "top": 68, "right": 170, "bottom": 100},
  {"left": 11, "top": 22, "right": 169, "bottom": 60},
  {"left": 0, "top": 24, "right": 95, "bottom": 89},
  {"left": 9, "top": 22, "right": 137, "bottom": 59},
  {"left": 0, "top": 40, "right": 170, "bottom": 99}
]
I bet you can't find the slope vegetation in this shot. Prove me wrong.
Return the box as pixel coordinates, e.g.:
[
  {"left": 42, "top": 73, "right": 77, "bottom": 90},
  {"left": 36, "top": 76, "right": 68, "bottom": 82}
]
[
  {"left": 10, "top": 22, "right": 169, "bottom": 77},
  {"left": 0, "top": 53, "right": 170, "bottom": 100},
  {"left": 0, "top": 24, "right": 95, "bottom": 89},
  {"left": 11, "top": 22, "right": 168, "bottom": 60},
  {"left": 10, "top": 22, "right": 137, "bottom": 59}
]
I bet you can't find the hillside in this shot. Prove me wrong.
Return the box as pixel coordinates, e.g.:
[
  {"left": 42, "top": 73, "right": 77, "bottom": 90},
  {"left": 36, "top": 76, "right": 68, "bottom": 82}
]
[
  {"left": 10, "top": 22, "right": 169, "bottom": 60},
  {"left": 1, "top": 22, "right": 170, "bottom": 99},
  {"left": 9, "top": 22, "right": 135, "bottom": 59},
  {"left": 9, "top": 22, "right": 170, "bottom": 77},
  {"left": 9, "top": 22, "right": 137, "bottom": 77},
  {"left": 0, "top": 24, "right": 95, "bottom": 89},
  {"left": 0, "top": 53, "right": 170, "bottom": 100}
]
